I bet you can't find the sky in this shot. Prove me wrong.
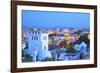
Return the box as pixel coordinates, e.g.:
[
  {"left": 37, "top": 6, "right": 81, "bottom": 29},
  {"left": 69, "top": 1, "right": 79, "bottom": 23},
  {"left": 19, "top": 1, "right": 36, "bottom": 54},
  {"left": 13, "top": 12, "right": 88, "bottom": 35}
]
[{"left": 22, "top": 10, "right": 90, "bottom": 30}]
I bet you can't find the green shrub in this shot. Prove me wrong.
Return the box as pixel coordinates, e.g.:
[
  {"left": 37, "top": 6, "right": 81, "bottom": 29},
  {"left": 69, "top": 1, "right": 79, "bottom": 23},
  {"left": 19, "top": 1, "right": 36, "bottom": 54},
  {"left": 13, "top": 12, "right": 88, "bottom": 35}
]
[
  {"left": 42, "top": 57, "right": 53, "bottom": 61},
  {"left": 66, "top": 48, "right": 77, "bottom": 53}
]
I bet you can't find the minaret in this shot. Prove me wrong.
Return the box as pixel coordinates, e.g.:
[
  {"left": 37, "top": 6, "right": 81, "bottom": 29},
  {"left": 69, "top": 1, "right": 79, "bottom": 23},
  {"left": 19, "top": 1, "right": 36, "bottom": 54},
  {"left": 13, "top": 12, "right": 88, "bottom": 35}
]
[{"left": 27, "top": 29, "right": 49, "bottom": 61}]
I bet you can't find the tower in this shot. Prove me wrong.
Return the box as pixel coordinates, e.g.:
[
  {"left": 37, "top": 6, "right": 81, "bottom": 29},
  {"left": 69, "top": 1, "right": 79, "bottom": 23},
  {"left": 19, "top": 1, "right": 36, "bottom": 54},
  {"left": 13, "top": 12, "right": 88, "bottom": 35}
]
[{"left": 27, "top": 29, "right": 49, "bottom": 61}]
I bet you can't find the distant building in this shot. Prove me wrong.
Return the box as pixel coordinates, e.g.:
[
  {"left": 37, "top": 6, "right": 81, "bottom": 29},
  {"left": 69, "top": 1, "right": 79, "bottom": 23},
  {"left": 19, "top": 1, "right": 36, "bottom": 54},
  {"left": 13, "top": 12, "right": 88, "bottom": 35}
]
[
  {"left": 74, "top": 42, "right": 88, "bottom": 59},
  {"left": 74, "top": 42, "right": 87, "bottom": 51}
]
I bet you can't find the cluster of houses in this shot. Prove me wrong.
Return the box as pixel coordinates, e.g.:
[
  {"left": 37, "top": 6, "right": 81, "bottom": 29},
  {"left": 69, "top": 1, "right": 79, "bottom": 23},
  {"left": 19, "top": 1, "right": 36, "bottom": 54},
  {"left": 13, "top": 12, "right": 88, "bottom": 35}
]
[{"left": 22, "top": 29, "right": 90, "bottom": 62}]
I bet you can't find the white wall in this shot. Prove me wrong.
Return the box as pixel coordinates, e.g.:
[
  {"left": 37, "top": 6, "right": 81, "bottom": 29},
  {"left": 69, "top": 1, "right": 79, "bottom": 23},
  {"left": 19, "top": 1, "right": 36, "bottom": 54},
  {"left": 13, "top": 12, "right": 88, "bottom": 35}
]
[{"left": 0, "top": 0, "right": 99, "bottom": 73}]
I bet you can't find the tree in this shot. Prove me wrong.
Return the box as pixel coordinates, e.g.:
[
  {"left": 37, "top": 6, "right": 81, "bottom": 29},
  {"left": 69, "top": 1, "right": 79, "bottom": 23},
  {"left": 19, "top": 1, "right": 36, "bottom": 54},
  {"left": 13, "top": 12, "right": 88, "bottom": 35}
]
[
  {"left": 66, "top": 47, "right": 77, "bottom": 53},
  {"left": 66, "top": 43, "right": 77, "bottom": 53},
  {"left": 59, "top": 40, "right": 68, "bottom": 48},
  {"left": 68, "top": 43, "right": 74, "bottom": 49}
]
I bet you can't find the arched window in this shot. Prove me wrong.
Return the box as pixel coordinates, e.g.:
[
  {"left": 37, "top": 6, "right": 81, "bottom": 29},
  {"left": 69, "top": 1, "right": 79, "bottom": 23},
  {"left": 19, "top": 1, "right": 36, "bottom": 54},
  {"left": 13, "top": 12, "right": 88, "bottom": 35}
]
[
  {"left": 32, "top": 36, "right": 33, "bottom": 40},
  {"left": 33, "top": 36, "right": 38, "bottom": 40}
]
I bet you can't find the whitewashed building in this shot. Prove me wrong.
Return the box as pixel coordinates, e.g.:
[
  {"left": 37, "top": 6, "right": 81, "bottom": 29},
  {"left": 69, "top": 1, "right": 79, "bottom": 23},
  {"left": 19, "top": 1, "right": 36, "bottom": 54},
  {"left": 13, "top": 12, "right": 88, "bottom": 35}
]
[
  {"left": 74, "top": 42, "right": 87, "bottom": 51},
  {"left": 27, "top": 30, "right": 51, "bottom": 61},
  {"left": 74, "top": 42, "right": 88, "bottom": 59}
]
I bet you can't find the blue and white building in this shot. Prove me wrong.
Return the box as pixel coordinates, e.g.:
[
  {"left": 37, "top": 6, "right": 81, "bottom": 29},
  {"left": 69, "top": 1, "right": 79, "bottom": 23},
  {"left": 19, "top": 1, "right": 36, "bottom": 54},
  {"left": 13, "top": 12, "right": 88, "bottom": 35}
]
[{"left": 27, "top": 29, "right": 51, "bottom": 61}]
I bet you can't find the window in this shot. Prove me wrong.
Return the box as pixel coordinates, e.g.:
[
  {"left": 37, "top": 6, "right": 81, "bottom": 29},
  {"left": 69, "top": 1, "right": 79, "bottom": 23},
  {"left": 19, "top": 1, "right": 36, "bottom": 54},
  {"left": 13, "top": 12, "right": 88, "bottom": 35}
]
[
  {"left": 33, "top": 36, "right": 38, "bottom": 40},
  {"left": 35, "top": 36, "right": 38, "bottom": 40},
  {"left": 44, "top": 47, "right": 46, "bottom": 50},
  {"left": 43, "top": 36, "right": 46, "bottom": 40},
  {"left": 32, "top": 36, "right": 33, "bottom": 40}
]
